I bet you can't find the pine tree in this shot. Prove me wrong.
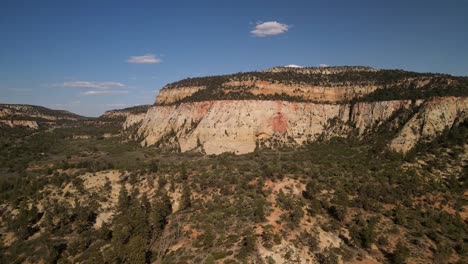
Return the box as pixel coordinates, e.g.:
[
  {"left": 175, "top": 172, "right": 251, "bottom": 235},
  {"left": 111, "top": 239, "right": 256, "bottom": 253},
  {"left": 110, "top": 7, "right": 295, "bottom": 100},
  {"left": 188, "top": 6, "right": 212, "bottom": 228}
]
[
  {"left": 180, "top": 184, "right": 191, "bottom": 210},
  {"left": 149, "top": 160, "right": 159, "bottom": 173},
  {"left": 160, "top": 191, "right": 173, "bottom": 217},
  {"left": 391, "top": 241, "right": 410, "bottom": 264},
  {"left": 110, "top": 185, "right": 132, "bottom": 262},
  {"left": 141, "top": 193, "right": 151, "bottom": 215},
  {"left": 125, "top": 235, "right": 147, "bottom": 264},
  {"left": 150, "top": 190, "right": 172, "bottom": 237},
  {"left": 116, "top": 185, "right": 130, "bottom": 213},
  {"left": 180, "top": 163, "right": 188, "bottom": 180}
]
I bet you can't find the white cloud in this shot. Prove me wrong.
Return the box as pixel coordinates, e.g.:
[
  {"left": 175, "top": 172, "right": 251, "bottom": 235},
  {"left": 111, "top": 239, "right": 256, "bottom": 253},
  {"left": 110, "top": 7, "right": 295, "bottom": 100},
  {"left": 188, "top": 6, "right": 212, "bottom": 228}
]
[
  {"left": 251, "top": 21, "right": 289, "bottom": 37},
  {"left": 81, "top": 90, "right": 129, "bottom": 96},
  {"left": 319, "top": 64, "right": 329, "bottom": 68},
  {"left": 127, "top": 54, "right": 161, "bottom": 64},
  {"left": 63, "top": 81, "right": 124, "bottom": 90},
  {"left": 285, "top": 64, "right": 303, "bottom": 68}
]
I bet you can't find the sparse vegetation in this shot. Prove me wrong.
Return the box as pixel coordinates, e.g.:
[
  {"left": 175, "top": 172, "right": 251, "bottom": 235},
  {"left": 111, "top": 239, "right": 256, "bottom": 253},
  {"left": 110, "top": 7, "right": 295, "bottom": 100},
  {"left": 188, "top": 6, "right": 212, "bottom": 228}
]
[
  {"left": 158, "top": 69, "right": 468, "bottom": 105},
  {"left": 0, "top": 68, "right": 467, "bottom": 263},
  {"left": 0, "top": 114, "right": 466, "bottom": 263}
]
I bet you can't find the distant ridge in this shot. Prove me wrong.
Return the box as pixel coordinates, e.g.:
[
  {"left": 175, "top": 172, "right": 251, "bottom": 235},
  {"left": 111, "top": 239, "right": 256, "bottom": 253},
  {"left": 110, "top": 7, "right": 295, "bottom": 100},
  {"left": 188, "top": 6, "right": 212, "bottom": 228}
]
[
  {"left": 155, "top": 66, "right": 467, "bottom": 105},
  {"left": 100, "top": 105, "right": 151, "bottom": 120},
  {"left": 0, "top": 103, "right": 87, "bottom": 120}
]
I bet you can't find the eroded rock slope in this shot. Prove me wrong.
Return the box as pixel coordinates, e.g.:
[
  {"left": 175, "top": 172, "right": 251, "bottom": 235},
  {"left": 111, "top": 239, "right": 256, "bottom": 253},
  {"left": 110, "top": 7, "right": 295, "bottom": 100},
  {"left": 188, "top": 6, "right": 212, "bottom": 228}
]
[{"left": 126, "top": 66, "right": 468, "bottom": 154}]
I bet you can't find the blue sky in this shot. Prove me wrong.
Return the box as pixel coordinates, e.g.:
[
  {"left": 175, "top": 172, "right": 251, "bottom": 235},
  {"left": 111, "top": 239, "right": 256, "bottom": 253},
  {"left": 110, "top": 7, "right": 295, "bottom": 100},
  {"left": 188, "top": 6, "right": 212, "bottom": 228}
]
[{"left": 1, "top": 0, "right": 467, "bottom": 116}]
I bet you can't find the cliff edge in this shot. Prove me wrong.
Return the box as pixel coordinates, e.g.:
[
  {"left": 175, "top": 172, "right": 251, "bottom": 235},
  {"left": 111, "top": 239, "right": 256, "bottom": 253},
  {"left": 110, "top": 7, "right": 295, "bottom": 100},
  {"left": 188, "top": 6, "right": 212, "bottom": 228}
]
[{"left": 125, "top": 66, "right": 468, "bottom": 155}]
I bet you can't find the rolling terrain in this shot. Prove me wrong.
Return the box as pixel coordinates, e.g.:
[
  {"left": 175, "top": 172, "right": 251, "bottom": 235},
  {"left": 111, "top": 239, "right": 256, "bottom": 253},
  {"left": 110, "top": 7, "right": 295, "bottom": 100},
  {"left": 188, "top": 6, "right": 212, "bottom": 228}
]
[{"left": 0, "top": 66, "right": 467, "bottom": 264}]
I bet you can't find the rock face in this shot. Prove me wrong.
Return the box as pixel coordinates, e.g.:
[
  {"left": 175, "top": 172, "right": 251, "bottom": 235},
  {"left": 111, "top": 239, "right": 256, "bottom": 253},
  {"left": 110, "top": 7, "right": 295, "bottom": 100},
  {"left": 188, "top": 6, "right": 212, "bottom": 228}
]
[
  {"left": 139, "top": 100, "right": 346, "bottom": 154},
  {"left": 100, "top": 105, "right": 151, "bottom": 132},
  {"left": 156, "top": 81, "right": 380, "bottom": 105},
  {"left": 0, "top": 120, "right": 39, "bottom": 129},
  {"left": 127, "top": 67, "right": 468, "bottom": 155},
  {"left": 389, "top": 97, "right": 468, "bottom": 153},
  {"left": 136, "top": 99, "right": 429, "bottom": 155},
  {"left": 351, "top": 100, "right": 422, "bottom": 135},
  {"left": 156, "top": 86, "right": 205, "bottom": 105},
  {"left": 122, "top": 113, "right": 146, "bottom": 130},
  {"left": 223, "top": 80, "right": 379, "bottom": 103}
]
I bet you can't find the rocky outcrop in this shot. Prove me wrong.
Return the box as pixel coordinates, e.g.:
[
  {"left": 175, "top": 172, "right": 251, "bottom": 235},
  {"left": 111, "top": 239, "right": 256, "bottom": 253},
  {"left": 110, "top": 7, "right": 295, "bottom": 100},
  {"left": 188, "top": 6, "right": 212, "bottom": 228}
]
[
  {"left": 123, "top": 113, "right": 146, "bottom": 129},
  {"left": 223, "top": 80, "right": 379, "bottom": 103},
  {"left": 156, "top": 86, "right": 206, "bottom": 105},
  {"left": 0, "top": 120, "right": 39, "bottom": 129},
  {"left": 389, "top": 97, "right": 468, "bottom": 153},
  {"left": 350, "top": 100, "right": 423, "bottom": 135},
  {"left": 135, "top": 99, "right": 428, "bottom": 155},
  {"left": 154, "top": 79, "right": 382, "bottom": 105},
  {"left": 131, "top": 96, "right": 468, "bottom": 155},
  {"left": 153, "top": 66, "right": 390, "bottom": 105},
  {"left": 126, "top": 66, "right": 468, "bottom": 155},
  {"left": 139, "top": 100, "right": 344, "bottom": 154}
]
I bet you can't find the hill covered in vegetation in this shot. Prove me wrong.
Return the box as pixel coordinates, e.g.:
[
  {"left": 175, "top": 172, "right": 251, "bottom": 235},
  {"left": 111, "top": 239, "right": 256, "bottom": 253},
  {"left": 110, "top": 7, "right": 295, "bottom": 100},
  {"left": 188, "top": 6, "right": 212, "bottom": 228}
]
[
  {"left": 0, "top": 104, "right": 89, "bottom": 129},
  {"left": 0, "top": 104, "right": 87, "bottom": 121},
  {"left": 0, "top": 117, "right": 466, "bottom": 263},
  {"left": 155, "top": 67, "right": 468, "bottom": 105},
  {"left": 100, "top": 105, "right": 151, "bottom": 121}
]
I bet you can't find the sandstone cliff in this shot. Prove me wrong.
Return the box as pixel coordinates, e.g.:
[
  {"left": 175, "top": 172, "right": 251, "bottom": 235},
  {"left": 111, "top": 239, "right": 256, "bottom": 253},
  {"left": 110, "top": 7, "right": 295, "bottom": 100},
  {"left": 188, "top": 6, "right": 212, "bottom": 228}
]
[
  {"left": 126, "top": 67, "right": 468, "bottom": 155},
  {"left": 101, "top": 105, "right": 150, "bottom": 132},
  {"left": 155, "top": 66, "right": 466, "bottom": 105},
  {"left": 156, "top": 86, "right": 205, "bottom": 105},
  {"left": 122, "top": 112, "right": 146, "bottom": 130},
  {"left": 389, "top": 97, "right": 468, "bottom": 153},
  {"left": 135, "top": 99, "right": 443, "bottom": 155}
]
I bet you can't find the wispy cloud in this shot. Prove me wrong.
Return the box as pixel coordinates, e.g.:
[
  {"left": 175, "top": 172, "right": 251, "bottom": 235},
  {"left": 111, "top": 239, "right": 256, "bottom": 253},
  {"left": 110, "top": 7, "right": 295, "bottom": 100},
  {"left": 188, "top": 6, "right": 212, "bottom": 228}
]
[
  {"left": 251, "top": 21, "right": 289, "bottom": 37},
  {"left": 63, "top": 81, "right": 124, "bottom": 90},
  {"left": 319, "top": 64, "right": 329, "bottom": 68},
  {"left": 127, "top": 54, "right": 161, "bottom": 64},
  {"left": 81, "top": 90, "right": 129, "bottom": 96}
]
